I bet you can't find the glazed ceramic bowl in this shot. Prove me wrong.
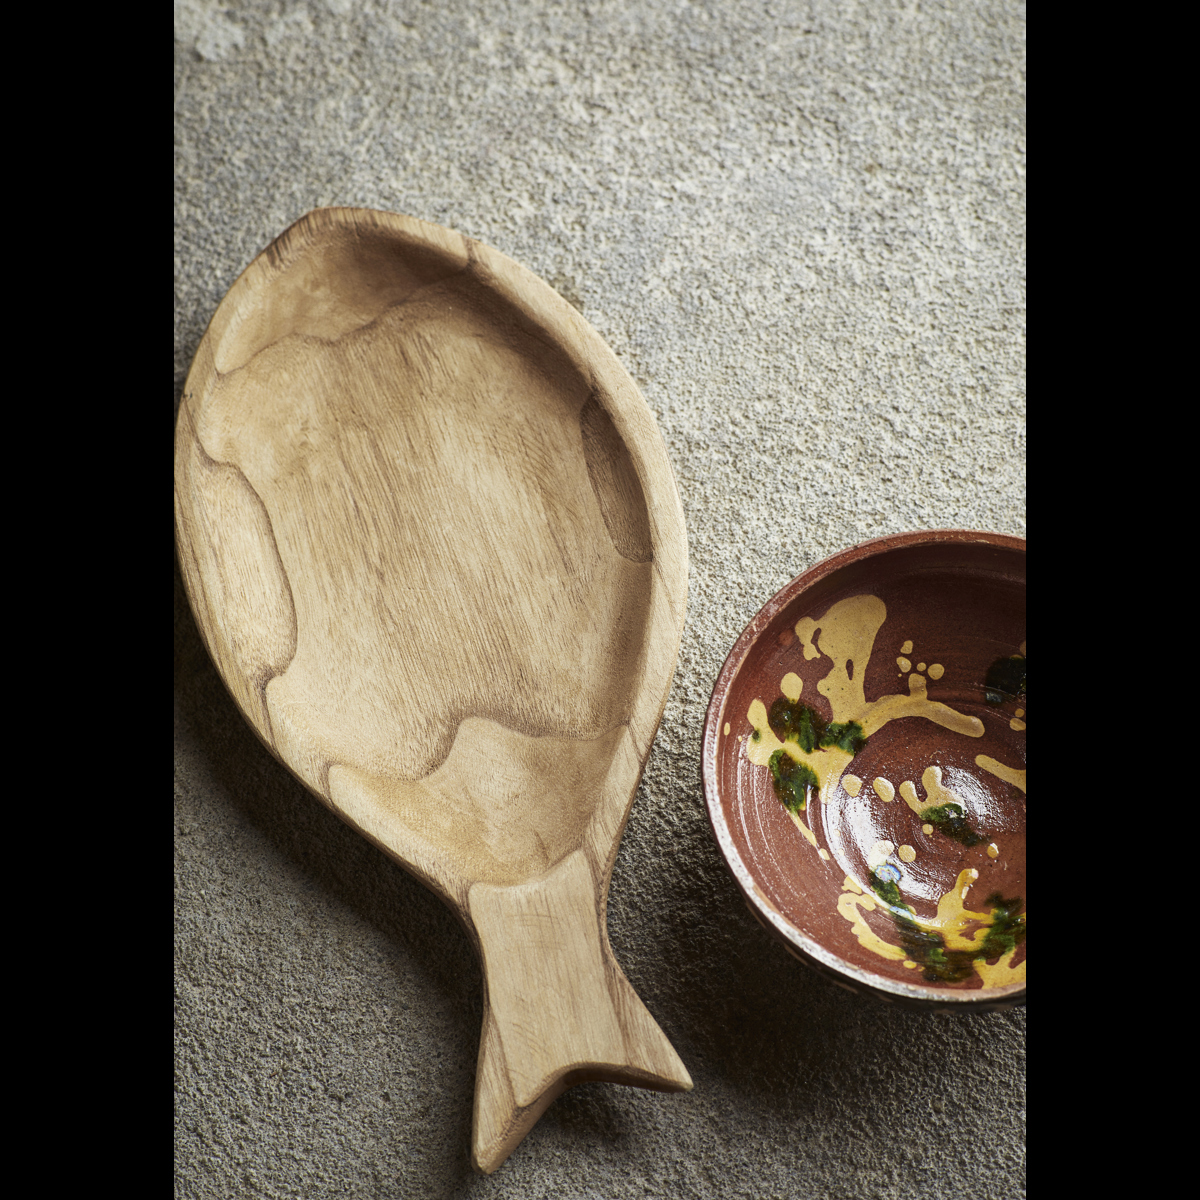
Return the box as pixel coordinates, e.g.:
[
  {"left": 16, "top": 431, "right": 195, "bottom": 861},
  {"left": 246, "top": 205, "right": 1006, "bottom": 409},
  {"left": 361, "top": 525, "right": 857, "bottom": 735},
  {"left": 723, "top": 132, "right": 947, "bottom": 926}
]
[{"left": 702, "top": 531, "right": 1026, "bottom": 1011}]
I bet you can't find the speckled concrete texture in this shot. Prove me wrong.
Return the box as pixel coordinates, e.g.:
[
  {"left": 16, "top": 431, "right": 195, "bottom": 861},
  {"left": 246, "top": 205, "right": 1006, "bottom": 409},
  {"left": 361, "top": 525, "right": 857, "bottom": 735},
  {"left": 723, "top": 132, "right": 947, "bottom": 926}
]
[{"left": 174, "top": 3, "right": 1026, "bottom": 1196}]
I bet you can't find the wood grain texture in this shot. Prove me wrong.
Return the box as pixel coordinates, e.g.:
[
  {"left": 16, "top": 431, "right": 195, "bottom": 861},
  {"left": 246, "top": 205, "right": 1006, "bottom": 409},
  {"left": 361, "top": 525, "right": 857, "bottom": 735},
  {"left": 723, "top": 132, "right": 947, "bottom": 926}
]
[{"left": 174, "top": 207, "right": 691, "bottom": 1172}]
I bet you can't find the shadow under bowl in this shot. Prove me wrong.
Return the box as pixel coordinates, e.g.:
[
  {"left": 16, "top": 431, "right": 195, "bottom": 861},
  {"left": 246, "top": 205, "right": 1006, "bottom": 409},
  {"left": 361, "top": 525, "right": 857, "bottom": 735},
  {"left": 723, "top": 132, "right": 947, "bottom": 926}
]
[{"left": 702, "top": 530, "right": 1026, "bottom": 1011}]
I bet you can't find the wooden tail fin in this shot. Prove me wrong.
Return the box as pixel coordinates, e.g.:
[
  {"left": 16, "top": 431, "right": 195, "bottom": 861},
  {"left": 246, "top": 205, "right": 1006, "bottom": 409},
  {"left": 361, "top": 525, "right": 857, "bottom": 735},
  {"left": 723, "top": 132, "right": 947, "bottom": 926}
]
[{"left": 468, "top": 850, "right": 692, "bottom": 1173}]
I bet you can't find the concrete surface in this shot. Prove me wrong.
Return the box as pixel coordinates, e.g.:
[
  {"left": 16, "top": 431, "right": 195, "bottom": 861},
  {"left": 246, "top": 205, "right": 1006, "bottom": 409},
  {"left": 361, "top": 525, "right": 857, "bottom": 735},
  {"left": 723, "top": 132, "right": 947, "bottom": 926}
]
[{"left": 174, "top": 2, "right": 1026, "bottom": 1196}]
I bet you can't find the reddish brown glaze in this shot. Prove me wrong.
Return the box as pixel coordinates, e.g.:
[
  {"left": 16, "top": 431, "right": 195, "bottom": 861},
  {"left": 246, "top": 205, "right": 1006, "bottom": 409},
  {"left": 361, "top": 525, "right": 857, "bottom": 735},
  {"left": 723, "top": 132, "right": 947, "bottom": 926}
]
[{"left": 703, "top": 531, "right": 1026, "bottom": 1011}]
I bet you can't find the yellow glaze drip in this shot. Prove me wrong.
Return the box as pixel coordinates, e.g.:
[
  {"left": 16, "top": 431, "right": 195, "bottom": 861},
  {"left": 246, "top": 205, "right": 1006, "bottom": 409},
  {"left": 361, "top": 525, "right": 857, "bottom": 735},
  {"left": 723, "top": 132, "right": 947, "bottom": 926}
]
[
  {"left": 788, "top": 811, "right": 818, "bottom": 847},
  {"left": 976, "top": 755, "right": 1027, "bottom": 794},
  {"left": 780, "top": 672, "right": 803, "bottom": 702},
  {"left": 897, "top": 657, "right": 912, "bottom": 672},
  {"left": 818, "top": 848, "right": 831, "bottom": 861},
  {"left": 872, "top": 777, "right": 895, "bottom": 803},
  {"left": 723, "top": 722, "right": 730, "bottom": 736},
  {"left": 974, "top": 947, "right": 1026, "bottom": 987},
  {"left": 843, "top": 774, "right": 863, "bottom": 796},
  {"left": 809, "top": 595, "right": 888, "bottom": 717},
  {"left": 922, "top": 766, "right": 961, "bottom": 808},
  {"left": 745, "top": 699, "right": 783, "bottom": 765},
  {"left": 899, "top": 781, "right": 919, "bottom": 812},
  {"left": 927, "top": 663, "right": 944, "bottom": 680},
  {"left": 917, "top": 662, "right": 927, "bottom": 672},
  {"left": 926, "top": 869, "right": 992, "bottom": 950},
  {"left": 898, "top": 844, "right": 916, "bottom": 863},
  {"left": 859, "top": 685, "right": 983, "bottom": 740},
  {"left": 1010, "top": 718, "right": 1026, "bottom": 731},
  {"left": 921, "top": 823, "right": 934, "bottom": 835},
  {"left": 900, "top": 640, "right": 913, "bottom": 655},
  {"left": 836, "top": 891, "right": 909, "bottom": 961},
  {"left": 987, "top": 843, "right": 999, "bottom": 858}
]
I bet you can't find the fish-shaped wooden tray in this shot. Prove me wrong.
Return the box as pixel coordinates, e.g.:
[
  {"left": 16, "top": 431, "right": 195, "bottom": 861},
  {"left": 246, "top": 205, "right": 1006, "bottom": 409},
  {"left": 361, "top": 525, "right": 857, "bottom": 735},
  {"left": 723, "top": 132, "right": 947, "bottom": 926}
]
[{"left": 174, "top": 207, "right": 691, "bottom": 1171}]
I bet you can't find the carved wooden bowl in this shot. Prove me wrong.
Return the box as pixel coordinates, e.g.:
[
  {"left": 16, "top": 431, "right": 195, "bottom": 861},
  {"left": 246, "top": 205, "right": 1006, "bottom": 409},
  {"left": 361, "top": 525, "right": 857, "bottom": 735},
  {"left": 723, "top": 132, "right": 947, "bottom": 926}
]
[{"left": 702, "top": 531, "right": 1026, "bottom": 1010}]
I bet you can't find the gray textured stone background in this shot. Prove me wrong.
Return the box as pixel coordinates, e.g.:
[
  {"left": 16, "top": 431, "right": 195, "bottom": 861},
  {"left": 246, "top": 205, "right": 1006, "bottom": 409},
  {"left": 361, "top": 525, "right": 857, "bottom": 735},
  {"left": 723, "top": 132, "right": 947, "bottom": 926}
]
[{"left": 174, "top": 2, "right": 1025, "bottom": 1196}]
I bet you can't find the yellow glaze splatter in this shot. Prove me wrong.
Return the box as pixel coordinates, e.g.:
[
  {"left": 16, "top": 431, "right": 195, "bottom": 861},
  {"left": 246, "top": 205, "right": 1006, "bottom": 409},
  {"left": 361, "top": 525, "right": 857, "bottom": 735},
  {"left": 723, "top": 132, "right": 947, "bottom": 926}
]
[
  {"left": 748, "top": 595, "right": 984, "bottom": 756},
  {"left": 741, "top": 594, "right": 1027, "bottom": 989},
  {"left": 723, "top": 722, "right": 730, "bottom": 735},
  {"left": 867, "top": 840, "right": 895, "bottom": 869},
  {"left": 1010, "top": 718, "right": 1026, "bottom": 731},
  {"left": 898, "top": 766, "right": 970, "bottom": 816},
  {"left": 835, "top": 868, "right": 1027, "bottom": 987},
  {"left": 745, "top": 700, "right": 782, "bottom": 765}
]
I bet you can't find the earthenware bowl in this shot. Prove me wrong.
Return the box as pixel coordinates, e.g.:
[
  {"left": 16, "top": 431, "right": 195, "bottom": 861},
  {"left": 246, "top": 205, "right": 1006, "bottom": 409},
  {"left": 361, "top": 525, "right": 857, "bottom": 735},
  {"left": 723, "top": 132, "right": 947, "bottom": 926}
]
[{"left": 702, "top": 531, "right": 1026, "bottom": 1011}]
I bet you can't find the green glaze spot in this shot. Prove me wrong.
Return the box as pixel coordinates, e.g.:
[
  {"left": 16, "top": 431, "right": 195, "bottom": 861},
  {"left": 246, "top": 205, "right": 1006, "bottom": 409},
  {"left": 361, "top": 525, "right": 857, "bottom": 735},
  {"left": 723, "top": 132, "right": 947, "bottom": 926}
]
[
  {"left": 769, "top": 695, "right": 823, "bottom": 752},
  {"left": 768, "top": 751, "right": 818, "bottom": 813},
  {"left": 985, "top": 654, "right": 1026, "bottom": 706},
  {"left": 920, "top": 802, "right": 987, "bottom": 847},
  {"left": 824, "top": 721, "right": 868, "bottom": 753},
  {"left": 869, "top": 871, "right": 905, "bottom": 911},
  {"left": 978, "top": 893, "right": 1027, "bottom": 961},
  {"left": 768, "top": 695, "right": 867, "bottom": 755}
]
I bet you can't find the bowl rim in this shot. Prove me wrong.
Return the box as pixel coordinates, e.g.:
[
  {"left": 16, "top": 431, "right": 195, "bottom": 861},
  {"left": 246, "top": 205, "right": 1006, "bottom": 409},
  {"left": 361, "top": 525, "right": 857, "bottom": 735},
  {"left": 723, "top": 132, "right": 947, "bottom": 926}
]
[{"left": 701, "top": 529, "right": 1027, "bottom": 1011}]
